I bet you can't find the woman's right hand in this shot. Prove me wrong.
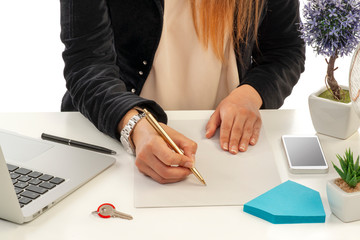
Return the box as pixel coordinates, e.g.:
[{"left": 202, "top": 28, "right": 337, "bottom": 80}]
[{"left": 119, "top": 109, "right": 197, "bottom": 184}]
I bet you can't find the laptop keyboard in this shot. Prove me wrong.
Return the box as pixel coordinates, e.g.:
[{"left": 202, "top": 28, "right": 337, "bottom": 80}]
[{"left": 7, "top": 163, "right": 65, "bottom": 208}]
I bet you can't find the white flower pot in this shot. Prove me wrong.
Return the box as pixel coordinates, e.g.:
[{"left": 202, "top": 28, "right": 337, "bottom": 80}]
[
  {"left": 308, "top": 85, "right": 360, "bottom": 139},
  {"left": 327, "top": 178, "right": 360, "bottom": 222}
]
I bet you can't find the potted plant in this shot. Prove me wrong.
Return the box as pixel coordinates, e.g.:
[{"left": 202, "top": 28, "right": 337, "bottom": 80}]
[
  {"left": 327, "top": 148, "right": 360, "bottom": 222},
  {"left": 300, "top": 0, "right": 360, "bottom": 139}
]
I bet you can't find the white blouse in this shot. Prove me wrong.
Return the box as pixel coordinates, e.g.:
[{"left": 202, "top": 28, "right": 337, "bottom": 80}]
[{"left": 140, "top": 0, "right": 239, "bottom": 110}]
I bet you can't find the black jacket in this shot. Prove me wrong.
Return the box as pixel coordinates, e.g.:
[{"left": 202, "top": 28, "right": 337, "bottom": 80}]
[{"left": 60, "top": 0, "right": 305, "bottom": 139}]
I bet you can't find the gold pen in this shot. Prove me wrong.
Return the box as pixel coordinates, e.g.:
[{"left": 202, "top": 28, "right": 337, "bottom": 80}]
[{"left": 135, "top": 107, "right": 206, "bottom": 185}]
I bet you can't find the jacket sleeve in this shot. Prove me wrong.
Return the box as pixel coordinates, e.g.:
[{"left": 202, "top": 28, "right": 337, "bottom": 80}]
[
  {"left": 241, "top": 0, "right": 306, "bottom": 109},
  {"left": 60, "top": 0, "right": 166, "bottom": 139}
]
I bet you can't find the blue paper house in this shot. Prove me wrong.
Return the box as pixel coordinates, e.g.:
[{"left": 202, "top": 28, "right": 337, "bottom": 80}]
[{"left": 243, "top": 180, "right": 325, "bottom": 224}]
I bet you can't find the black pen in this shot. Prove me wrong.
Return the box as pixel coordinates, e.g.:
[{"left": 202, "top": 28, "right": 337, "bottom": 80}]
[{"left": 41, "top": 133, "right": 116, "bottom": 155}]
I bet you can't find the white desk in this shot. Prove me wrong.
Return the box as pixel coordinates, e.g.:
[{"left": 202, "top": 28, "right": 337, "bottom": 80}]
[{"left": 0, "top": 110, "right": 359, "bottom": 240}]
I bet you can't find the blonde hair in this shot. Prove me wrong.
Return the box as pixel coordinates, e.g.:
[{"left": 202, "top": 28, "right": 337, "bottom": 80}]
[{"left": 190, "top": 0, "right": 265, "bottom": 61}]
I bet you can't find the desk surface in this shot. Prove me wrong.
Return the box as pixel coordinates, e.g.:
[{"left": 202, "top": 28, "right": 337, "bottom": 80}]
[{"left": 0, "top": 110, "right": 359, "bottom": 240}]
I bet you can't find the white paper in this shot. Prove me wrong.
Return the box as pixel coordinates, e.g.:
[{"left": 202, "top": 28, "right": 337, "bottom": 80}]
[{"left": 134, "top": 118, "right": 281, "bottom": 207}]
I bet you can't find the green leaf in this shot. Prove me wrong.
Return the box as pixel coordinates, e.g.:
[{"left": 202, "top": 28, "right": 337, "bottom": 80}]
[
  {"left": 333, "top": 163, "right": 346, "bottom": 180},
  {"left": 355, "top": 156, "right": 360, "bottom": 172},
  {"left": 337, "top": 154, "right": 347, "bottom": 173},
  {"left": 346, "top": 148, "right": 351, "bottom": 158},
  {"left": 345, "top": 166, "right": 352, "bottom": 183},
  {"left": 349, "top": 161, "right": 354, "bottom": 172},
  {"left": 348, "top": 175, "right": 358, "bottom": 188},
  {"left": 345, "top": 148, "right": 353, "bottom": 164},
  {"left": 349, "top": 150, "right": 355, "bottom": 169}
]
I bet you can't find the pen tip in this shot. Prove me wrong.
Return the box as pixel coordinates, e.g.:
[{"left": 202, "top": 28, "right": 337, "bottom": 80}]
[
  {"left": 111, "top": 151, "right": 117, "bottom": 155},
  {"left": 201, "top": 180, "right": 207, "bottom": 186}
]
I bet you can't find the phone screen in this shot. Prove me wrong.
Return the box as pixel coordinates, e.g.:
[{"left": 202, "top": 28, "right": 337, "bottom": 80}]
[{"left": 282, "top": 135, "right": 327, "bottom": 167}]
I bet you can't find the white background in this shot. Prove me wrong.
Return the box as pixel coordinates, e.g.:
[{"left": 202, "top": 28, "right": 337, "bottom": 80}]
[{"left": 0, "top": 1, "right": 353, "bottom": 112}]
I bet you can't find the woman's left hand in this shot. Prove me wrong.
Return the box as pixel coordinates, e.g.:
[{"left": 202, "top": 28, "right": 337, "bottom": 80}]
[{"left": 205, "top": 84, "right": 263, "bottom": 154}]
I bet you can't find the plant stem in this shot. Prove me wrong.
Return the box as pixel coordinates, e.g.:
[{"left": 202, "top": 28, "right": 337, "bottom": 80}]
[{"left": 326, "top": 51, "right": 342, "bottom": 100}]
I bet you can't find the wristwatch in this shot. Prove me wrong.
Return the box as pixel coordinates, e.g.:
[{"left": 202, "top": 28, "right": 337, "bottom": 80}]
[{"left": 120, "top": 112, "right": 146, "bottom": 155}]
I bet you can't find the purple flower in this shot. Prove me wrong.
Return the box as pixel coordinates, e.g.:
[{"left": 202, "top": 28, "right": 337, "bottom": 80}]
[
  {"left": 328, "top": 9, "right": 338, "bottom": 17},
  {"left": 300, "top": 0, "right": 360, "bottom": 57},
  {"left": 329, "top": 27, "right": 338, "bottom": 37}
]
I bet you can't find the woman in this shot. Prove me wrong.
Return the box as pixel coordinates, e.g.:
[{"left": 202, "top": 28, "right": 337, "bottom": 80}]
[{"left": 60, "top": 0, "right": 305, "bottom": 184}]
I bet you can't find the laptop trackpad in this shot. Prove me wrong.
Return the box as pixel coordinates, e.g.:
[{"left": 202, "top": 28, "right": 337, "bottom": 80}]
[{"left": 0, "top": 131, "right": 53, "bottom": 163}]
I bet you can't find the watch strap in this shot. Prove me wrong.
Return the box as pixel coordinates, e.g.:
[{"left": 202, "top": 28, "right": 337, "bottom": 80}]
[{"left": 120, "top": 112, "right": 146, "bottom": 155}]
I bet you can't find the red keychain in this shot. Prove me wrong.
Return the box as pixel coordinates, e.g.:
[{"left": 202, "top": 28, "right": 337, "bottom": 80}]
[{"left": 94, "top": 203, "right": 133, "bottom": 220}]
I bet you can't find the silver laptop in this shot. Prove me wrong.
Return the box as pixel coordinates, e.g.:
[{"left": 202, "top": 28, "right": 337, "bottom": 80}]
[{"left": 0, "top": 129, "right": 115, "bottom": 224}]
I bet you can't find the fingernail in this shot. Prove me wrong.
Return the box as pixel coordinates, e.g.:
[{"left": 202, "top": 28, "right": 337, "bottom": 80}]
[
  {"left": 239, "top": 144, "right": 246, "bottom": 152},
  {"left": 250, "top": 138, "right": 256, "bottom": 145},
  {"left": 230, "top": 146, "right": 238, "bottom": 154},
  {"left": 223, "top": 143, "right": 229, "bottom": 150},
  {"left": 184, "top": 161, "right": 194, "bottom": 168},
  {"left": 191, "top": 154, "right": 196, "bottom": 162}
]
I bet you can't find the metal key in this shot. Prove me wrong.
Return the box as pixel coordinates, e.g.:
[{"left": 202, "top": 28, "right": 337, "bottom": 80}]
[{"left": 97, "top": 203, "right": 133, "bottom": 220}]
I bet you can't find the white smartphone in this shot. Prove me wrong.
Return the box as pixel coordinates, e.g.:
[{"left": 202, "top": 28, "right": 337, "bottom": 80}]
[{"left": 281, "top": 135, "right": 329, "bottom": 173}]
